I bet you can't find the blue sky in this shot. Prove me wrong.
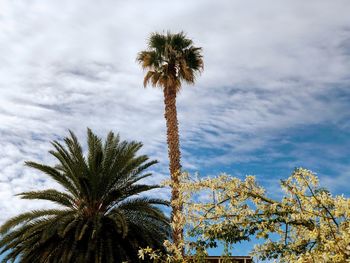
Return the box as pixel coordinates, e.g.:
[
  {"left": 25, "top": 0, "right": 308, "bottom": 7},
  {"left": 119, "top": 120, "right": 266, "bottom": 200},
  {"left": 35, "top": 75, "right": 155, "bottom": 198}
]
[{"left": 0, "top": 0, "right": 349, "bottom": 261}]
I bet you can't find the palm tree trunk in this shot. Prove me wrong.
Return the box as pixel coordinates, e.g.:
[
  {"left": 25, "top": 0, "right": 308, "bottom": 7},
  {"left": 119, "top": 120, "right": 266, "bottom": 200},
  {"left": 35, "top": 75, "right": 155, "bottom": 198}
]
[{"left": 163, "top": 88, "right": 183, "bottom": 248}]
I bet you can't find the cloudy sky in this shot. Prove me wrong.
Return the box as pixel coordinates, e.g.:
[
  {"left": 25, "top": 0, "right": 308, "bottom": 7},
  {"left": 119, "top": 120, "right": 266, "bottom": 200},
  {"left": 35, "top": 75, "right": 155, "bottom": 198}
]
[{"left": 0, "top": 0, "right": 350, "bottom": 259}]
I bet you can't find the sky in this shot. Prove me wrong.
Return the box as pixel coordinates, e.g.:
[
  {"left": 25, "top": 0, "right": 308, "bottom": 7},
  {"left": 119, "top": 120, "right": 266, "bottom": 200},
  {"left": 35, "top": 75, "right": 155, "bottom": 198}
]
[{"left": 0, "top": 0, "right": 350, "bottom": 260}]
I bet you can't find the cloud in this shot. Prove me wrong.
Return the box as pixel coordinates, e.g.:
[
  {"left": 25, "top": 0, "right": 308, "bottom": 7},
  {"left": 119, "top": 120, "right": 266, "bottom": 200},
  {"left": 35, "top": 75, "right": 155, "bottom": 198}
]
[{"left": 0, "top": 0, "right": 349, "bottom": 224}]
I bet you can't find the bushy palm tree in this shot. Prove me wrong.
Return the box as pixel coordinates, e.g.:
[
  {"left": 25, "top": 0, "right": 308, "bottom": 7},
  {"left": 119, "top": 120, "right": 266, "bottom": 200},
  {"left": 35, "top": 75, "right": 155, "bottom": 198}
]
[
  {"left": 137, "top": 31, "right": 203, "bottom": 246},
  {"left": 0, "top": 129, "right": 170, "bottom": 263}
]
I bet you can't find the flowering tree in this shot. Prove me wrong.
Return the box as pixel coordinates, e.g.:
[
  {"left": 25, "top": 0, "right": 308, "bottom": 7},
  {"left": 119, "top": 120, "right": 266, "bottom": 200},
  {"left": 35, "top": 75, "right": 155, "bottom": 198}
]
[{"left": 140, "top": 168, "right": 350, "bottom": 263}]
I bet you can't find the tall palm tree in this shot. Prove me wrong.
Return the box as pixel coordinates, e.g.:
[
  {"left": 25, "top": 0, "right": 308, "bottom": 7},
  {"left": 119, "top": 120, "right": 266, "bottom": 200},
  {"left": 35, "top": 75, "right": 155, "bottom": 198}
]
[
  {"left": 0, "top": 129, "right": 170, "bottom": 263},
  {"left": 137, "top": 31, "right": 203, "bottom": 246}
]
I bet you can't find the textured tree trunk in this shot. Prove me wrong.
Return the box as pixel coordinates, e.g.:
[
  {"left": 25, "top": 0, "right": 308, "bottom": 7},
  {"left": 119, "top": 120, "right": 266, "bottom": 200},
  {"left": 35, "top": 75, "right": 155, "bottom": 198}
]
[{"left": 163, "top": 88, "right": 183, "bottom": 248}]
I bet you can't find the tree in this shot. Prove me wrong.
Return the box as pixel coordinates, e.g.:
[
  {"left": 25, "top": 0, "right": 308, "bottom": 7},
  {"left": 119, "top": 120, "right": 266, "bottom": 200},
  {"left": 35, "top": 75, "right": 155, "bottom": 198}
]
[
  {"left": 137, "top": 31, "right": 203, "bottom": 246},
  {"left": 140, "top": 168, "right": 350, "bottom": 262},
  {"left": 180, "top": 168, "right": 350, "bottom": 263},
  {"left": 0, "top": 129, "right": 170, "bottom": 263}
]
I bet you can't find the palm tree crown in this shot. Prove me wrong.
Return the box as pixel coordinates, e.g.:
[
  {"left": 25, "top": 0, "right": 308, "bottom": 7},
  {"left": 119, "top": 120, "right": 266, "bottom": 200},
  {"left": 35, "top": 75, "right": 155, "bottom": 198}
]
[
  {"left": 137, "top": 31, "right": 203, "bottom": 93},
  {"left": 0, "top": 129, "right": 170, "bottom": 263}
]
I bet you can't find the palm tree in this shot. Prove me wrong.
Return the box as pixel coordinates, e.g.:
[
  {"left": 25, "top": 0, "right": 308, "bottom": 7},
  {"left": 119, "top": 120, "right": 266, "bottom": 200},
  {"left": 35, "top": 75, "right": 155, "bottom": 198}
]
[
  {"left": 0, "top": 129, "right": 170, "bottom": 263},
  {"left": 137, "top": 31, "right": 203, "bottom": 246}
]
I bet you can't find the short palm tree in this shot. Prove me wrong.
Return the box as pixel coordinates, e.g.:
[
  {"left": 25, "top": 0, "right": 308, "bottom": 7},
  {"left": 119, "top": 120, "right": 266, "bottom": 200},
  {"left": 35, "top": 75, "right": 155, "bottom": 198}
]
[
  {"left": 0, "top": 129, "right": 170, "bottom": 263},
  {"left": 137, "top": 32, "right": 203, "bottom": 246}
]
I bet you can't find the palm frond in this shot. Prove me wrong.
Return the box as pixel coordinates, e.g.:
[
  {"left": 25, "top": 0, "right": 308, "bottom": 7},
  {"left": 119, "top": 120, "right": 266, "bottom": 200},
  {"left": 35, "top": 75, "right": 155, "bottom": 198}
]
[
  {"left": 25, "top": 161, "right": 79, "bottom": 197},
  {"left": 0, "top": 209, "right": 70, "bottom": 235},
  {"left": 18, "top": 189, "right": 75, "bottom": 208},
  {"left": 138, "top": 31, "right": 203, "bottom": 94}
]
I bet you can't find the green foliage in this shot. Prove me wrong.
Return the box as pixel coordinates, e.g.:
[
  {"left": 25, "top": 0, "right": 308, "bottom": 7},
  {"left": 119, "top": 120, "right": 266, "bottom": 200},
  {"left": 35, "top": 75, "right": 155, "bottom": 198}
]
[
  {"left": 137, "top": 31, "right": 203, "bottom": 93},
  {"left": 0, "top": 129, "right": 170, "bottom": 263}
]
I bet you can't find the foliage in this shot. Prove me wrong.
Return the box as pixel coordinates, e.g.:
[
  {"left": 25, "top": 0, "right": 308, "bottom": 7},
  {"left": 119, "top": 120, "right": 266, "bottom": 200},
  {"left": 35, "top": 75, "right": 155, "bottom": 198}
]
[
  {"left": 137, "top": 31, "right": 203, "bottom": 93},
  {"left": 0, "top": 129, "right": 170, "bottom": 263},
  {"left": 139, "top": 168, "right": 350, "bottom": 263}
]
